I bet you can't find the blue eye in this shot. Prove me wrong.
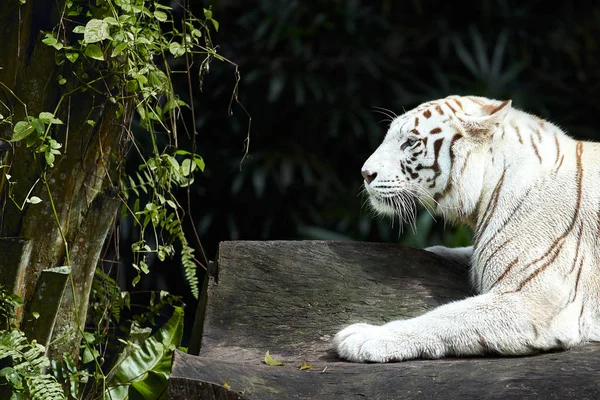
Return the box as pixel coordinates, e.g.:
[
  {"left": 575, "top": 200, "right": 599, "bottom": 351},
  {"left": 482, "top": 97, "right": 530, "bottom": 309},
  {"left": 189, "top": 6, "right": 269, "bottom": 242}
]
[{"left": 401, "top": 137, "right": 419, "bottom": 150}]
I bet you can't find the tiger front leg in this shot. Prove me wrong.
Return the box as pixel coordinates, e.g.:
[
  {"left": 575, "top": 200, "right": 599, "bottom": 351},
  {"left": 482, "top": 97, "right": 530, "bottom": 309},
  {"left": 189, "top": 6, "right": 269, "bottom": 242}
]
[
  {"left": 425, "top": 245, "right": 472, "bottom": 267},
  {"left": 333, "top": 291, "right": 580, "bottom": 363}
]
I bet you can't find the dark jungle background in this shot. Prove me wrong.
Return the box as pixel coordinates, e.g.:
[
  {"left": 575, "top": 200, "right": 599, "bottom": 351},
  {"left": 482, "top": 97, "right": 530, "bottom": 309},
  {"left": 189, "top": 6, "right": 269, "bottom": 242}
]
[{"left": 121, "top": 0, "right": 600, "bottom": 343}]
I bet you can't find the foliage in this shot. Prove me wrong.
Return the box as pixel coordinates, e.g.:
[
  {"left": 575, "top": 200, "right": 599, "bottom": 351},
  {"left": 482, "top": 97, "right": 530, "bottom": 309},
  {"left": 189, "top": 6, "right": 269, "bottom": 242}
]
[
  {"left": 4, "top": 0, "right": 232, "bottom": 299},
  {"left": 0, "top": 279, "right": 184, "bottom": 399},
  {"left": 0, "top": 330, "right": 64, "bottom": 400},
  {"left": 0, "top": 0, "right": 238, "bottom": 398},
  {"left": 188, "top": 0, "right": 600, "bottom": 257}
]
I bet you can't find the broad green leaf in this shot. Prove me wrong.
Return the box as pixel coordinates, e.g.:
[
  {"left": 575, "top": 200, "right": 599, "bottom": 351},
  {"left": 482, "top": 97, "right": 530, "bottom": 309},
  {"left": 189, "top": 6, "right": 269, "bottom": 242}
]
[
  {"left": 85, "top": 44, "right": 104, "bottom": 61},
  {"left": 264, "top": 351, "right": 284, "bottom": 366},
  {"left": 10, "top": 392, "right": 27, "bottom": 400},
  {"left": 44, "top": 151, "right": 55, "bottom": 167},
  {"left": 38, "top": 112, "right": 63, "bottom": 124},
  {"left": 194, "top": 157, "right": 205, "bottom": 172},
  {"left": 72, "top": 25, "right": 85, "bottom": 34},
  {"left": 181, "top": 159, "right": 196, "bottom": 176},
  {"left": 106, "top": 307, "right": 184, "bottom": 400},
  {"left": 65, "top": 52, "right": 79, "bottom": 63},
  {"left": 31, "top": 118, "right": 45, "bottom": 134},
  {"left": 112, "top": 42, "right": 127, "bottom": 57},
  {"left": 129, "top": 370, "right": 168, "bottom": 399},
  {"left": 11, "top": 121, "right": 35, "bottom": 142},
  {"left": 41, "top": 34, "right": 57, "bottom": 47},
  {"left": 103, "top": 16, "right": 118, "bottom": 25},
  {"left": 209, "top": 19, "right": 219, "bottom": 32},
  {"left": 168, "top": 42, "right": 184, "bottom": 57},
  {"left": 154, "top": 10, "right": 168, "bottom": 22},
  {"left": 203, "top": 8, "right": 212, "bottom": 19},
  {"left": 84, "top": 19, "right": 110, "bottom": 43}
]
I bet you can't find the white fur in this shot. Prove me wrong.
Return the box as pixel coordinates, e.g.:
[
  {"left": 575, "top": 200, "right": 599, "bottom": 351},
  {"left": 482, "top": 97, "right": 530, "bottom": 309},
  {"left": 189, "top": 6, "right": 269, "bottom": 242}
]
[{"left": 333, "top": 95, "right": 600, "bottom": 362}]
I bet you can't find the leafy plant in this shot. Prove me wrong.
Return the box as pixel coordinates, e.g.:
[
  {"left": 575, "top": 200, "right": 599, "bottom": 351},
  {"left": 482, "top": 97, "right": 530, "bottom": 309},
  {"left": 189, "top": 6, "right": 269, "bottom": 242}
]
[{"left": 0, "top": 330, "right": 64, "bottom": 400}]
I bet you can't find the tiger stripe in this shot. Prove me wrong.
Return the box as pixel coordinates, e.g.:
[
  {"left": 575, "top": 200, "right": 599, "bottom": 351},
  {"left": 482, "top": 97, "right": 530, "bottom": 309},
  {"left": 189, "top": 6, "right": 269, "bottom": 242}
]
[
  {"left": 514, "top": 141, "right": 584, "bottom": 292},
  {"left": 530, "top": 136, "right": 542, "bottom": 163}
]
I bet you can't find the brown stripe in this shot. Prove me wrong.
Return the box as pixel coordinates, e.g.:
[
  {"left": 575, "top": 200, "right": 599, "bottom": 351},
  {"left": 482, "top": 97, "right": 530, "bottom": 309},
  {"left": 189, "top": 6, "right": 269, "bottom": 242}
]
[
  {"left": 479, "top": 238, "right": 511, "bottom": 288},
  {"left": 516, "top": 142, "right": 584, "bottom": 291},
  {"left": 569, "top": 222, "right": 584, "bottom": 273},
  {"left": 489, "top": 100, "right": 510, "bottom": 115},
  {"left": 444, "top": 101, "right": 457, "bottom": 114},
  {"left": 531, "top": 136, "right": 542, "bottom": 163},
  {"left": 515, "top": 242, "right": 564, "bottom": 291},
  {"left": 491, "top": 257, "right": 519, "bottom": 289},
  {"left": 511, "top": 121, "right": 523, "bottom": 144},
  {"left": 430, "top": 127, "right": 442, "bottom": 134},
  {"left": 453, "top": 98, "right": 463, "bottom": 109},
  {"left": 415, "top": 117, "right": 419, "bottom": 127},
  {"left": 423, "top": 109, "right": 432, "bottom": 118},
  {"left": 476, "top": 169, "right": 506, "bottom": 238},
  {"left": 557, "top": 154, "right": 565, "bottom": 171},
  {"left": 410, "top": 128, "right": 420, "bottom": 135},
  {"left": 554, "top": 133, "right": 561, "bottom": 166},
  {"left": 435, "top": 105, "right": 444, "bottom": 115},
  {"left": 534, "top": 128, "right": 542, "bottom": 141},
  {"left": 476, "top": 184, "right": 535, "bottom": 255},
  {"left": 468, "top": 96, "right": 485, "bottom": 106},
  {"left": 572, "top": 256, "right": 584, "bottom": 302}
]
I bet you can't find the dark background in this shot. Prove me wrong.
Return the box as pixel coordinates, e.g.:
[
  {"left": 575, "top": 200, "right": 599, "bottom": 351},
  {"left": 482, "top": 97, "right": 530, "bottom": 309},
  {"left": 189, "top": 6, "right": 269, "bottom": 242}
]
[{"left": 120, "top": 0, "right": 600, "bottom": 343}]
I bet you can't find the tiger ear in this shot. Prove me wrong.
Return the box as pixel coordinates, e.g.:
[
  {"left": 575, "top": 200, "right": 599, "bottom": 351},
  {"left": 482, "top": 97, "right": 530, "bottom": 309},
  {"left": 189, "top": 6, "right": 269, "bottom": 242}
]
[{"left": 459, "top": 99, "right": 512, "bottom": 138}]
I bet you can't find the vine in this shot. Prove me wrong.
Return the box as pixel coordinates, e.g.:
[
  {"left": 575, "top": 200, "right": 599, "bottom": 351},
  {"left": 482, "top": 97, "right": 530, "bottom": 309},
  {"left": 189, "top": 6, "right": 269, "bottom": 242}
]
[
  {"left": 7, "top": 0, "right": 240, "bottom": 297},
  {"left": 0, "top": 0, "right": 247, "bottom": 398}
]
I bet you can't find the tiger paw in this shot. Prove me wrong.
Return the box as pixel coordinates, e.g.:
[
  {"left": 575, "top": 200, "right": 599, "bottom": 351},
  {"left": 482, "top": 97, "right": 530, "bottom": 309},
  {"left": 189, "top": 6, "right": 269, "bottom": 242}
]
[{"left": 332, "top": 323, "right": 425, "bottom": 363}]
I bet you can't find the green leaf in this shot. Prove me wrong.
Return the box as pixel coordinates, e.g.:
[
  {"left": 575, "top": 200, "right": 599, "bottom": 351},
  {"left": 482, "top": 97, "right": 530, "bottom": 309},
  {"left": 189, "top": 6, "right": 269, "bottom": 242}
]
[
  {"left": 168, "top": 42, "right": 184, "bottom": 57},
  {"left": 180, "top": 159, "right": 193, "bottom": 176},
  {"left": 44, "top": 151, "right": 55, "bottom": 167},
  {"left": 65, "top": 52, "right": 79, "bottom": 63},
  {"left": 82, "top": 332, "right": 95, "bottom": 344},
  {"left": 84, "top": 19, "right": 110, "bottom": 43},
  {"left": 112, "top": 42, "right": 127, "bottom": 57},
  {"left": 154, "top": 10, "right": 168, "bottom": 22},
  {"left": 85, "top": 44, "right": 104, "bottom": 61},
  {"left": 203, "top": 8, "right": 212, "bottom": 19},
  {"left": 209, "top": 19, "right": 219, "bottom": 32},
  {"left": 126, "top": 80, "right": 139, "bottom": 93},
  {"left": 72, "top": 25, "right": 85, "bottom": 34},
  {"left": 41, "top": 33, "right": 57, "bottom": 47},
  {"left": 106, "top": 307, "right": 184, "bottom": 400},
  {"left": 264, "top": 351, "right": 284, "bottom": 366},
  {"left": 129, "top": 370, "right": 168, "bottom": 399},
  {"left": 31, "top": 118, "right": 45, "bottom": 135},
  {"left": 38, "top": 112, "right": 63, "bottom": 125},
  {"left": 10, "top": 392, "right": 26, "bottom": 400},
  {"left": 11, "top": 121, "right": 35, "bottom": 142},
  {"left": 194, "top": 157, "right": 205, "bottom": 172}
]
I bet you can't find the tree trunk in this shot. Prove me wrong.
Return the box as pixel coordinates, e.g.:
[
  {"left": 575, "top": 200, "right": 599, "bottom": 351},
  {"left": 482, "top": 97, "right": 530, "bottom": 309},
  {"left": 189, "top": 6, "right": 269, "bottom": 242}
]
[{"left": 0, "top": 0, "right": 128, "bottom": 360}]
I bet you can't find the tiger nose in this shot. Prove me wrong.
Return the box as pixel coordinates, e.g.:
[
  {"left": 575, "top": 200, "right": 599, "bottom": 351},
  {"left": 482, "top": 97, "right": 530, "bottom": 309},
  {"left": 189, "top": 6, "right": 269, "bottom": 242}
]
[{"left": 361, "top": 169, "right": 377, "bottom": 184}]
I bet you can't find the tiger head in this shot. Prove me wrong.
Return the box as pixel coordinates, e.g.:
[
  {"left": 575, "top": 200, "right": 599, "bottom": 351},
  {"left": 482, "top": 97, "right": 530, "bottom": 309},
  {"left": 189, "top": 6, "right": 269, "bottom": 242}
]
[{"left": 361, "top": 95, "right": 512, "bottom": 223}]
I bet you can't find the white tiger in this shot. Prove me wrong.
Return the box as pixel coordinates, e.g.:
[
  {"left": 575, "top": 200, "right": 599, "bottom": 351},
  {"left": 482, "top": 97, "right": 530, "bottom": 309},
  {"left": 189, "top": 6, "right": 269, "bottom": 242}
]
[{"left": 333, "top": 95, "right": 600, "bottom": 362}]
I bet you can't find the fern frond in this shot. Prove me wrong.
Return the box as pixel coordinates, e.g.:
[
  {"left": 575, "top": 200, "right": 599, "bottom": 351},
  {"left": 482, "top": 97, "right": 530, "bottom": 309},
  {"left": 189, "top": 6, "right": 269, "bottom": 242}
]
[
  {"left": 179, "top": 234, "right": 199, "bottom": 299},
  {"left": 0, "top": 330, "right": 66, "bottom": 399},
  {"left": 26, "top": 374, "right": 65, "bottom": 400}
]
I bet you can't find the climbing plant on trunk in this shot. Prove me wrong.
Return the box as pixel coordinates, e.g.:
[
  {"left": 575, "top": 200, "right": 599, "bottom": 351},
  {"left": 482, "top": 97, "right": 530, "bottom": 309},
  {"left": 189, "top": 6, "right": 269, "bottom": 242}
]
[{"left": 0, "top": 0, "right": 241, "bottom": 397}]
